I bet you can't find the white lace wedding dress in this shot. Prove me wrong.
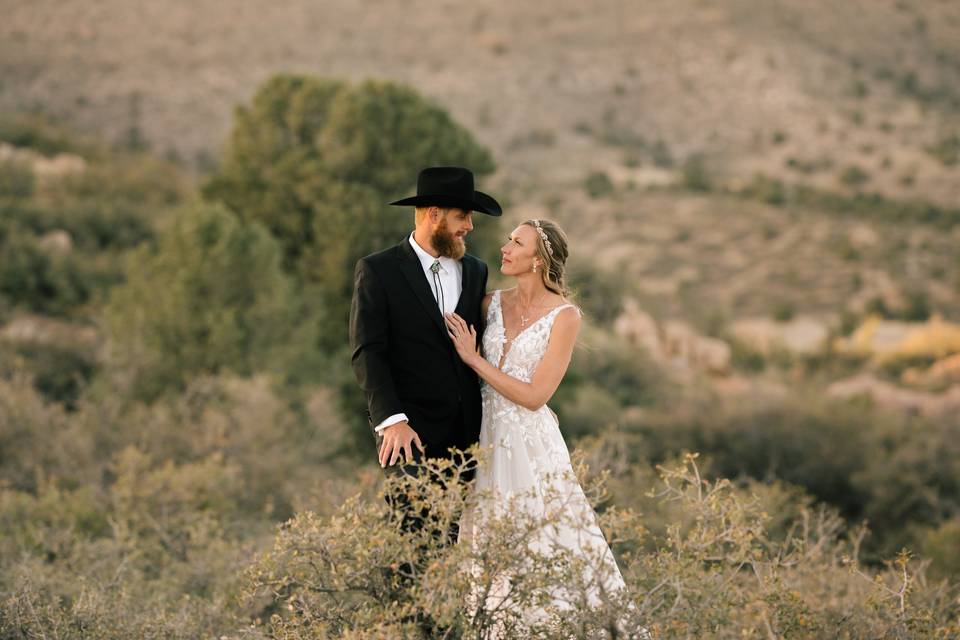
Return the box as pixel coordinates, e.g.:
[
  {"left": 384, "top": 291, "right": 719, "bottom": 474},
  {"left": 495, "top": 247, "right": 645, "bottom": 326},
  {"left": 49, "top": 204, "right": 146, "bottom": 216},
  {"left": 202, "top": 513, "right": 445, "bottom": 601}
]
[{"left": 458, "top": 290, "right": 649, "bottom": 638}]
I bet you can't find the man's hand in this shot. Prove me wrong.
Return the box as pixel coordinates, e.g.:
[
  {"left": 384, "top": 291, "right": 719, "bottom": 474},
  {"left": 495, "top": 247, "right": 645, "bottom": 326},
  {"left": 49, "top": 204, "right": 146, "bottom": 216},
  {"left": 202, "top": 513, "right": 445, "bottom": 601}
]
[{"left": 379, "top": 421, "right": 425, "bottom": 468}]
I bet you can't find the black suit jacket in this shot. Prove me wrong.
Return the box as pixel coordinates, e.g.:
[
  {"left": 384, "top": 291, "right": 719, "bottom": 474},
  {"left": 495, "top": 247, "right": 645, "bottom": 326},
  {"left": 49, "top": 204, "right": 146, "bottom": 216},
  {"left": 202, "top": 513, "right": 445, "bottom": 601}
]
[{"left": 349, "top": 236, "right": 488, "bottom": 460}]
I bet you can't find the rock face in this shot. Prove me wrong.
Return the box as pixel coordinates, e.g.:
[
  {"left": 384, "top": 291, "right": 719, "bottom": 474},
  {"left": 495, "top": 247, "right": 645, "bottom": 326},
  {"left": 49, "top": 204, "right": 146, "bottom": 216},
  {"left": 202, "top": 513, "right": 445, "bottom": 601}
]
[
  {"left": 37, "top": 230, "right": 74, "bottom": 254},
  {"left": 833, "top": 313, "right": 960, "bottom": 364},
  {"left": 614, "top": 298, "right": 731, "bottom": 376},
  {"left": 827, "top": 373, "right": 960, "bottom": 419},
  {"left": 0, "top": 315, "right": 98, "bottom": 349},
  {"left": 729, "top": 316, "right": 830, "bottom": 355},
  {"left": 902, "top": 353, "right": 960, "bottom": 387},
  {"left": 0, "top": 142, "right": 87, "bottom": 182}
]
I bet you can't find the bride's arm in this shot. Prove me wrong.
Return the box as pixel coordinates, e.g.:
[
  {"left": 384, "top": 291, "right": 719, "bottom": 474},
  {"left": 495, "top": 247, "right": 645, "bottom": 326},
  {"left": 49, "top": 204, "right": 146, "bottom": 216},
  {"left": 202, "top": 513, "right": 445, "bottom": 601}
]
[{"left": 445, "top": 308, "right": 580, "bottom": 411}]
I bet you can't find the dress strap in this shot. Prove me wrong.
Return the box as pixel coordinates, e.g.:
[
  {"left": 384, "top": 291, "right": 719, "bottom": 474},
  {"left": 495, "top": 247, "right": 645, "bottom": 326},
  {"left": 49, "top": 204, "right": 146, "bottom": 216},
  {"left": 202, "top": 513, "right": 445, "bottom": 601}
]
[{"left": 549, "top": 302, "right": 581, "bottom": 319}]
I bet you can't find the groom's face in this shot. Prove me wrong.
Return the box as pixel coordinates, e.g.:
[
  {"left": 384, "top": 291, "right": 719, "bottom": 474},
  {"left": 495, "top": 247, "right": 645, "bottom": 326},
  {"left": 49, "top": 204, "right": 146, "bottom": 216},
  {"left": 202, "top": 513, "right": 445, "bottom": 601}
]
[{"left": 432, "top": 208, "right": 473, "bottom": 260}]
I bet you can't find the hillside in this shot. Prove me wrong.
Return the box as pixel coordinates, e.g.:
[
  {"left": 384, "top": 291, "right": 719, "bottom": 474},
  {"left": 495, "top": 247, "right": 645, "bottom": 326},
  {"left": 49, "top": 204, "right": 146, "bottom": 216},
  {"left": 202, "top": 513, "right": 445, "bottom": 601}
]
[{"left": 2, "top": 0, "right": 958, "bottom": 205}]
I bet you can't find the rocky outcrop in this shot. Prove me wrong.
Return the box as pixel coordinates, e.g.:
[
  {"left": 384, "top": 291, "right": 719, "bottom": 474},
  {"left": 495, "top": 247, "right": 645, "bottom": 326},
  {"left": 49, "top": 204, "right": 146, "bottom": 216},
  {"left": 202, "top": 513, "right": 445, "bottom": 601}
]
[
  {"left": 729, "top": 316, "right": 830, "bottom": 355},
  {"left": 614, "top": 298, "right": 731, "bottom": 376},
  {"left": 827, "top": 373, "right": 960, "bottom": 419},
  {"left": 0, "top": 142, "right": 87, "bottom": 182},
  {"left": 37, "top": 230, "right": 74, "bottom": 254},
  {"left": 0, "top": 315, "right": 98, "bottom": 349}
]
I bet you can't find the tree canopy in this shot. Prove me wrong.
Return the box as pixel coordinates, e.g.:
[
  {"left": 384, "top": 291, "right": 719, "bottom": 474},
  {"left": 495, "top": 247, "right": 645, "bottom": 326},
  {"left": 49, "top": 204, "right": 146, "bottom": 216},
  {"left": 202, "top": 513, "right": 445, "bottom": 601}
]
[{"left": 203, "top": 75, "right": 501, "bottom": 347}]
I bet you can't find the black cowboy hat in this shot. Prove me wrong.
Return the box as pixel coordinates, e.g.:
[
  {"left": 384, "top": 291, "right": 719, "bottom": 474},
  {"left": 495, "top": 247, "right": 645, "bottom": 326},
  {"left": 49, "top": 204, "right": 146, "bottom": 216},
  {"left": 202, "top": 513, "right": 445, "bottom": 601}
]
[{"left": 389, "top": 166, "right": 502, "bottom": 216}]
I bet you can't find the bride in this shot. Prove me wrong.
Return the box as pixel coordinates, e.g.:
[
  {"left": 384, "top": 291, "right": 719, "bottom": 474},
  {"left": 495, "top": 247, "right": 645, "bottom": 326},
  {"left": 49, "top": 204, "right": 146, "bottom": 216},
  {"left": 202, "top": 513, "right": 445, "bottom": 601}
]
[{"left": 444, "top": 219, "right": 649, "bottom": 637}]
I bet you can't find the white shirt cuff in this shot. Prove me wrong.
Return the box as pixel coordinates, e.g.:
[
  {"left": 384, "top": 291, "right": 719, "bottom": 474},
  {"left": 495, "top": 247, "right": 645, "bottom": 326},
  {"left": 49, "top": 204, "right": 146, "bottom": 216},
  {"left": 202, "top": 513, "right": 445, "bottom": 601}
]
[{"left": 374, "top": 413, "right": 408, "bottom": 434}]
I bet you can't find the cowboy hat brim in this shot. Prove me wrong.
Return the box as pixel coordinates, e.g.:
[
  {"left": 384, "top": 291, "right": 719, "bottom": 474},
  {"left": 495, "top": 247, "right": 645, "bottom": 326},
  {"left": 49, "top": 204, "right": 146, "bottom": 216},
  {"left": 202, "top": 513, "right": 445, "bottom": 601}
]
[{"left": 389, "top": 190, "right": 502, "bottom": 217}]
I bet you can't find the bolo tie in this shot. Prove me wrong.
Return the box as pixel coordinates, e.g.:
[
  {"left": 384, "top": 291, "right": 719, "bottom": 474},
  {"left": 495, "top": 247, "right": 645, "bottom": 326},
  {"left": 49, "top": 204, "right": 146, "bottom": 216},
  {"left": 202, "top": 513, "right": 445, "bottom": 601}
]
[{"left": 430, "top": 259, "right": 445, "bottom": 313}]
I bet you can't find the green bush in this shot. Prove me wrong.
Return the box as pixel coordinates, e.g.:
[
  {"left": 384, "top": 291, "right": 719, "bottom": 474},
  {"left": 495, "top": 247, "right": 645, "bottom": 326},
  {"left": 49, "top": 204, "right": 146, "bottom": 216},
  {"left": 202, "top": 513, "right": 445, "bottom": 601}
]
[
  {"left": 927, "top": 134, "right": 960, "bottom": 166},
  {"left": 680, "top": 154, "right": 712, "bottom": 192},
  {"left": 565, "top": 262, "right": 630, "bottom": 326},
  {"left": 0, "top": 228, "right": 90, "bottom": 315},
  {"left": 0, "top": 159, "right": 35, "bottom": 198},
  {"left": 0, "top": 341, "right": 95, "bottom": 408},
  {"left": 0, "top": 374, "right": 97, "bottom": 493},
  {"left": 203, "top": 75, "right": 500, "bottom": 349},
  {"left": 620, "top": 388, "right": 960, "bottom": 559},
  {"left": 583, "top": 170, "right": 614, "bottom": 198},
  {"left": 0, "top": 113, "right": 94, "bottom": 157},
  {"left": 839, "top": 164, "right": 871, "bottom": 187},
  {"left": 102, "top": 204, "right": 298, "bottom": 401},
  {"left": 552, "top": 330, "right": 673, "bottom": 441},
  {"left": 731, "top": 172, "right": 960, "bottom": 228},
  {"left": 921, "top": 518, "right": 960, "bottom": 580}
]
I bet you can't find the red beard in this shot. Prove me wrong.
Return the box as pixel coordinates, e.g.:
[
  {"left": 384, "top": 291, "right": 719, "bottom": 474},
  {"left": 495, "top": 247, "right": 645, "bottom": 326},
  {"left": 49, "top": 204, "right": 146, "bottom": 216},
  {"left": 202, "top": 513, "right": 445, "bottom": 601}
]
[{"left": 432, "top": 216, "right": 466, "bottom": 260}]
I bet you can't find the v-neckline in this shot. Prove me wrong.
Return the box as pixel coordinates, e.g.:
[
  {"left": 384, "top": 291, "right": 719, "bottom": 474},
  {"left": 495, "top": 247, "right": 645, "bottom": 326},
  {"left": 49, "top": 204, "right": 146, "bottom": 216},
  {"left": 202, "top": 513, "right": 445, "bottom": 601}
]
[{"left": 495, "top": 289, "right": 571, "bottom": 369}]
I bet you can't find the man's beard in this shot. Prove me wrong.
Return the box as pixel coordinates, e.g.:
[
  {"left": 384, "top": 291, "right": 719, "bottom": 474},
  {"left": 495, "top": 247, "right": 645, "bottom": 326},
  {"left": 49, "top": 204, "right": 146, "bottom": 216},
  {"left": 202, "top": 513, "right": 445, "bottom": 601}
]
[{"left": 432, "top": 217, "right": 466, "bottom": 260}]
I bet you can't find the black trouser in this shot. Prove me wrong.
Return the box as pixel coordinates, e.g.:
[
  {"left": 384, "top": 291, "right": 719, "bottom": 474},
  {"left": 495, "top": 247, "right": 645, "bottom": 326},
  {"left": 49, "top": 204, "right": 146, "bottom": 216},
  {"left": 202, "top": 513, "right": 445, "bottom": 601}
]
[
  {"left": 380, "top": 438, "right": 475, "bottom": 547},
  {"left": 374, "top": 405, "right": 476, "bottom": 546}
]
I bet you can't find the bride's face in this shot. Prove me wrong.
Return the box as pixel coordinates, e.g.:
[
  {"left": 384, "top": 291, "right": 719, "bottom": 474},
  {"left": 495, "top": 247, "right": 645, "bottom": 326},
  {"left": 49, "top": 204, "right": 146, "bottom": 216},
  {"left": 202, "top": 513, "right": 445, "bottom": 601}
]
[{"left": 500, "top": 225, "right": 540, "bottom": 276}]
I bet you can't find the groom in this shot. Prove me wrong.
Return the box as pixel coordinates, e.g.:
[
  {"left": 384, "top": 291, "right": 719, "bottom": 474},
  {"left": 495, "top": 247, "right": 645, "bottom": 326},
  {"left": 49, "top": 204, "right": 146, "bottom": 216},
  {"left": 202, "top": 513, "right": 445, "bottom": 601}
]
[{"left": 349, "top": 166, "right": 501, "bottom": 500}]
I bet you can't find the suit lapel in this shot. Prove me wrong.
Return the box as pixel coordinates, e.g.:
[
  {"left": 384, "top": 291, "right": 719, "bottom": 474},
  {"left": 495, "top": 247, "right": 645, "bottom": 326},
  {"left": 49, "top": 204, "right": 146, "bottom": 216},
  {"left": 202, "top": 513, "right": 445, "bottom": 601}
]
[
  {"left": 397, "top": 239, "right": 448, "bottom": 335},
  {"left": 454, "top": 256, "right": 474, "bottom": 317}
]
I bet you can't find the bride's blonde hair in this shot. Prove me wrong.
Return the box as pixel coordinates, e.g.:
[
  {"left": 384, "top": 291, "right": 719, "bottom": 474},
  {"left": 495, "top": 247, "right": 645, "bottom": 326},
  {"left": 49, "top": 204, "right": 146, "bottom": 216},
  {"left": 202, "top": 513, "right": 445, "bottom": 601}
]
[{"left": 522, "top": 219, "right": 570, "bottom": 299}]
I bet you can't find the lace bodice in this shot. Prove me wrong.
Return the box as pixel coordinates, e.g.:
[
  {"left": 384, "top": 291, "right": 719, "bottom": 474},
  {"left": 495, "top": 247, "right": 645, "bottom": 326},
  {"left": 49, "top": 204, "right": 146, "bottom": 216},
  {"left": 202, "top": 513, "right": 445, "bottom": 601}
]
[{"left": 481, "top": 289, "right": 579, "bottom": 383}]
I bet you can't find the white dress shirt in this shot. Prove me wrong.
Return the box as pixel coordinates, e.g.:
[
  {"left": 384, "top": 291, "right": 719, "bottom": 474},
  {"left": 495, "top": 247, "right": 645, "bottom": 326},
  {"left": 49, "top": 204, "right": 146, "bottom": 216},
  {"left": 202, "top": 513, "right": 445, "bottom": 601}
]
[{"left": 374, "top": 232, "right": 463, "bottom": 435}]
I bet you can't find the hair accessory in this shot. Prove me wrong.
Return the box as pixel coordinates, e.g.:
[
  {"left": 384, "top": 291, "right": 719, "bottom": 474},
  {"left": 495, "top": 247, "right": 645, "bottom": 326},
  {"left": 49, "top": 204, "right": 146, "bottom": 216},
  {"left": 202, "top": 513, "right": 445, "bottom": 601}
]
[{"left": 532, "top": 219, "right": 554, "bottom": 256}]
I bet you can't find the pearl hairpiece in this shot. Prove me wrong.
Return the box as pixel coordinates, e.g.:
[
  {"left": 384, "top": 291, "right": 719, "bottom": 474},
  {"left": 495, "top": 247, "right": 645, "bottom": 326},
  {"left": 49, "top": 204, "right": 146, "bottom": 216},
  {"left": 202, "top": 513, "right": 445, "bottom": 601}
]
[{"left": 531, "top": 219, "right": 554, "bottom": 256}]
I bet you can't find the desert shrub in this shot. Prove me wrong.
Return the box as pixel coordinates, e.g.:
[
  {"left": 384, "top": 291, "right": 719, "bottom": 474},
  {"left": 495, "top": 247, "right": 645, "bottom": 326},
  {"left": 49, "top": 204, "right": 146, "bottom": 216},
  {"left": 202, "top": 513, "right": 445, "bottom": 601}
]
[
  {"left": 921, "top": 518, "right": 960, "bottom": 581},
  {"left": 680, "top": 154, "right": 711, "bottom": 192},
  {"left": 0, "top": 366, "right": 358, "bottom": 638},
  {"left": 50, "top": 152, "right": 187, "bottom": 210},
  {"left": 731, "top": 173, "right": 960, "bottom": 228},
  {"left": 0, "top": 374, "right": 99, "bottom": 493},
  {"left": 0, "top": 447, "right": 252, "bottom": 639},
  {"left": 0, "top": 120, "right": 188, "bottom": 332},
  {"left": 839, "top": 164, "right": 871, "bottom": 187},
  {"left": 554, "top": 383, "right": 623, "bottom": 440},
  {"left": 102, "top": 204, "right": 298, "bottom": 401},
  {"left": 583, "top": 170, "right": 614, "bottom": 198},
  {"left": 565, "top": 263, "right": 630, "bottom": 326},
  {"left": 0, "top": 227, "right": 90, "bottom": 315},
  {"left": 0, "top": 113, "right": 93, "bottom": 156},
  {"left": 927, "top": 134, "right": 960, "bottom": 166},
  {"left": 3, "top": 200, "right": 154, "bottom": 252},
  {"left": 726, "top": 334, "right": 767, "bottom": 372},
  {"left": 851, "top": 415, "right": 960, "bottom": 558},
  {"left": 900, "top": 286, "right": 932, "bottom": 321},
  {"left": 741, "top": 172, "right": 786, "bottom": 205},
  {"left": 772, "top": 300, "right": 795, "bottom": 321},
  {"left": 238, "top": 451, "right": 959, "bottom": 639},
  {"left": 552, "top": 329, "right": 672, "bottom": 440},
  {"left": 114, "top": 375, "right": 349, "bottom": 520},
  {"left": 1, "top": 366, "right": 349, "bottom": 523},
  {"left": 620, "top": 388, "right": 960, "bottom": 560},
  {"left": 0, "top": 340, "right": 95, "bottom": 407},
  {"left": 0, "top": 159, "right": 34, "bottom": 198},
  {"left": 650, "top": 139, "right": 673, "bottom": 168}
]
